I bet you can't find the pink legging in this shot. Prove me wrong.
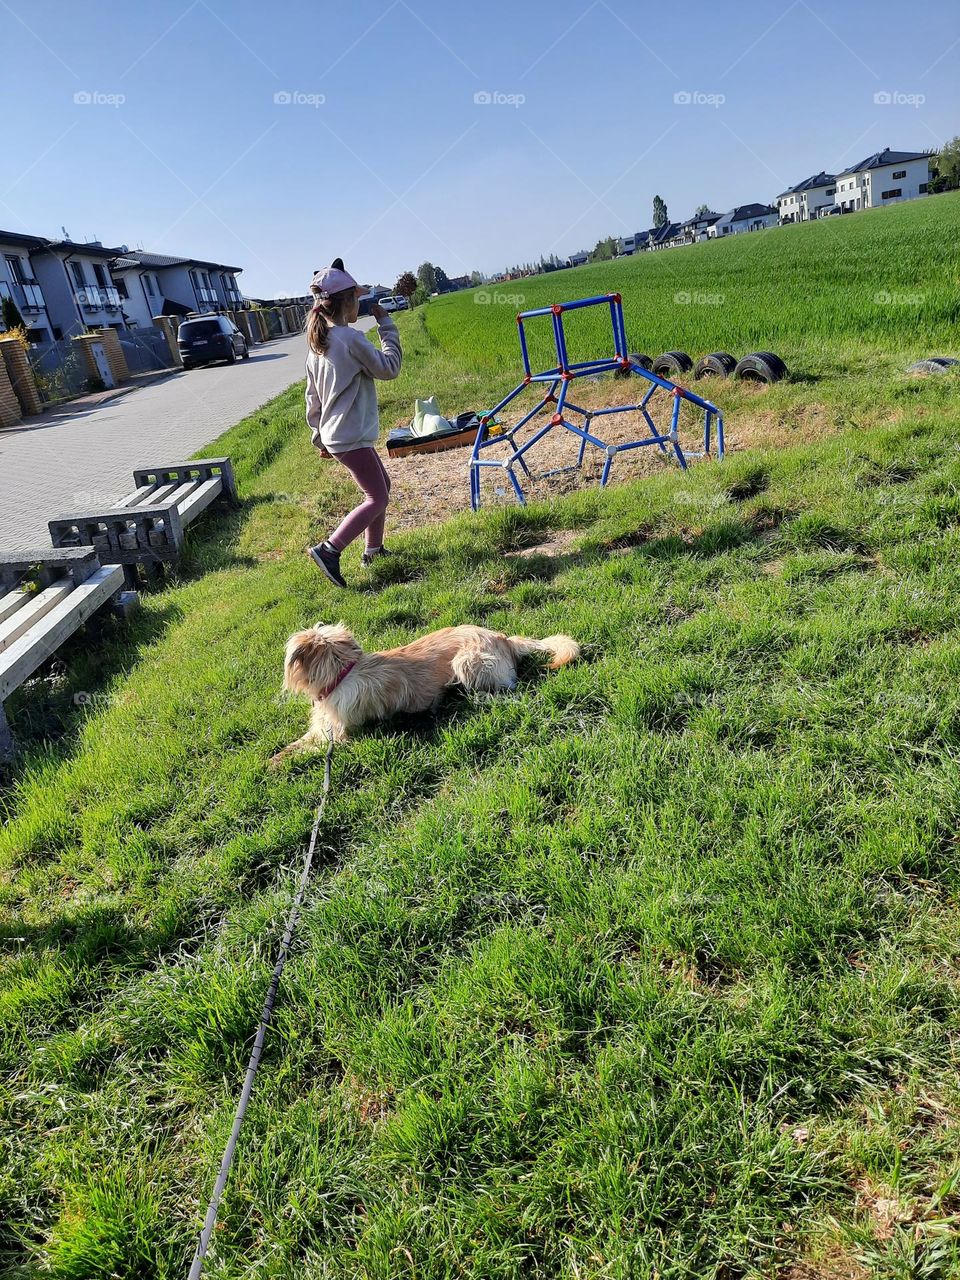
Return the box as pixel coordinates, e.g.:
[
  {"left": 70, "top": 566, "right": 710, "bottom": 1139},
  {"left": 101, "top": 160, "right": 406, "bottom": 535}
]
[{"left": 327, "top": 447, "right": 392, "bottom": 551}]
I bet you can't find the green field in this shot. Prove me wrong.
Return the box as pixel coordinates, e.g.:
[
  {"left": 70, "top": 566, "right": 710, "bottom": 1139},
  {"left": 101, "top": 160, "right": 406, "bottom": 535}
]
[{"left": 2, "top": 196, "right": 960, "bottom": 1278}]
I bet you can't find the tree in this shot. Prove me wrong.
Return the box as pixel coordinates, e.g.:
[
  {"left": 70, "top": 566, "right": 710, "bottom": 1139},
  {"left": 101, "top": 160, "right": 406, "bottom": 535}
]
[
  {"left": 693, "top": 202, "right": 712, "bottom": 217},
  {"left": 417, "top": 261, "right": 437, "bottom": 295},
  {"left": 470, "top": 270, "right": 483, "bottom": 287},
  {"left": 412, "top": 284, "right": 429, "bottom": 307},
  {"left": 1, "top": 295, "right": 24, "bottom": 332},
  {"left": 589, "top": 236, "right": 617, "bottom": 262},
  {"left": 434, "top": 266, "right": 451, "bottom": 293},
  {"left": 653, "top": 194, "right": 668, "bottom": 228},
  {"left": 395, "top": 271, "right": 417, "bottom": 303},
  {"left": 932, "top": 136, "right": 960, "bottom": 192}
]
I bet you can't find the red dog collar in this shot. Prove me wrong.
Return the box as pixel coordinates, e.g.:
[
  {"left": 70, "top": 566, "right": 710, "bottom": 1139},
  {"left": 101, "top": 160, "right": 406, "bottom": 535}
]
[{"left": 318, "top": 660, "right": 356, "bottom": 699}]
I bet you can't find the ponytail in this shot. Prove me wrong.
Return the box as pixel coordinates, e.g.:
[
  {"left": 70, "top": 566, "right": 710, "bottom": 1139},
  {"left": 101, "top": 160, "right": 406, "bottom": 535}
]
[{"left": 306, "top": 286, "right": 354, "bottom": 355}]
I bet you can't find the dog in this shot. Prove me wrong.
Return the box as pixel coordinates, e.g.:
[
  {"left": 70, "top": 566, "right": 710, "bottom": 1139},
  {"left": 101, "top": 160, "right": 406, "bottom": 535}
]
[{"left": 275, "top": 622, "right": 580, "bottom": 757}]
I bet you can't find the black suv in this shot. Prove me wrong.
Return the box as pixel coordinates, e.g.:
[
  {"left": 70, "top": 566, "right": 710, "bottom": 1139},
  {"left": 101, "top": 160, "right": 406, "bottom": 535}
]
[{"left": 178, "top": 315, "right": 249, "bottom": 368}]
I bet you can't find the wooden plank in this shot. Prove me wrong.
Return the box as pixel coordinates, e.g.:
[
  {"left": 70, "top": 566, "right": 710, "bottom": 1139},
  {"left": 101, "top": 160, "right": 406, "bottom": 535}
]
[
  {"left": 176, "top": 477, "right": 223, "bottom": 527},
  {"left": 0, "top": 565, "right": 124, "bottom": 702},
  {"left": 0, "top": 588, "right": 32, "bottom": 625},
  {"left": 387, "top": 425, "right": 481, "bottom": 458},
  {"left": 0, "top": 579, "right": 73, "bottom": 654}
]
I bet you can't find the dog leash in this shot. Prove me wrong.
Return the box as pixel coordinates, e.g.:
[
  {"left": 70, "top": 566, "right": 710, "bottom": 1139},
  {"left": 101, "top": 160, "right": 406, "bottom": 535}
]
[{"left": 187, "top": 732, "right": 334, "bottom": 1279}]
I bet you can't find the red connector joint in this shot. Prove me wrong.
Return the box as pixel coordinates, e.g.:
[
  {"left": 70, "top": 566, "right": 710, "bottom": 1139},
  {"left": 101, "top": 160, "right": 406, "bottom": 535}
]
[
  {"left": 550, "top": 413, "right": 563, "bottom": 426},
  {"left": 612, "top": 293, "right": 622, "bottom": 303},
  {"left": 523, "top": 374, "right": 532, "bottom": 385},
  {"left": 516, "top": 314, "right": 523, "bottom": 324},
  {"left": 480, "top": 415, "right": 491, "bottom": 426},
  {"left": 560, "top": 370, "right": 573, "bottom": 381},
  {"left": 544, "top": 392, "right": 557, "bottom": 404},
  {"left": 551, "top": 304, "right": 563, "bottom": 315}
]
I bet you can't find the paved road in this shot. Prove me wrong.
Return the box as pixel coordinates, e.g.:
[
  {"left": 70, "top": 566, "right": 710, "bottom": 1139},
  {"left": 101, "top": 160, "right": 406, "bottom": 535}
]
[{"left": 0, "top": 332, "right": 313, "bottom": 551}]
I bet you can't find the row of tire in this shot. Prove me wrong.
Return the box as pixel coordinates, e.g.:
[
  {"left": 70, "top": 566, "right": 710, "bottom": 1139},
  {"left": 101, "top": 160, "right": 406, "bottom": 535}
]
[{"left": 618, "top": 350, "right": 789, "bottom": 384}]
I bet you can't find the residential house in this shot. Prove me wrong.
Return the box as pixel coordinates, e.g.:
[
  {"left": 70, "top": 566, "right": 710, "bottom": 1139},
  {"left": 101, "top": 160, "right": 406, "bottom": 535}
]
[
  {"left": 567, "top": 249, "right": 590, "bottom": 267},
  {"left": 0, "top": 231, "right": 54, "bottom": 342},
  {"left": 678, "top": 209, "right": 722, "bottom": 243},
  {"left": 122, "top": 251, "right": 244, "bottom": 318},
  {"left": 29, "top": 239, "right": 126, "bottom": 338},
  {"left": 708, "top": 204, "right": 778, "bottom": 237},
  {"left": 834, "top": 148, "right": 932, "bottom": 212},
  {"left": 617, "top": 230, "right": 653, "bottom": 255},
  {"left": 776, "top": 172, "right": 836, "bottom": 223},
  {"left": 649, "top": 221, "right": 682, "bottom": 250}
]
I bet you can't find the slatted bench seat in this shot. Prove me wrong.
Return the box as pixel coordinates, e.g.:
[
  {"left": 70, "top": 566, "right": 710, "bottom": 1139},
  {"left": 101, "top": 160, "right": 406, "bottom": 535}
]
[
  {"left": 0, "top": 548, "right": 127, "bottom": 762},
  {"left": 48, "top": 457, "right": 238, "bottom": 576}
]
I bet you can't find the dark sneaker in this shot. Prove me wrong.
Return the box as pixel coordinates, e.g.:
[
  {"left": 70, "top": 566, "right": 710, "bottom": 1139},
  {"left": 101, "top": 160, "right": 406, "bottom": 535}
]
[
  {"left": 308, "top": 542, "right": 346, "bottom": 587},
  {"left": 361, "top": 546, "right": 390, "bottom": 567}
]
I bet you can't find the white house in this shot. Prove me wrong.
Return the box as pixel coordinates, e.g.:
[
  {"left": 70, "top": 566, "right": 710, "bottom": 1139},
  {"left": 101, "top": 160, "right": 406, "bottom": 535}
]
[
  {"left": 28, "top": 239, "right": 128, "bottom": 339},
  {"left": 0, "top": 231, "right": 54, "bottom": 342},
  {"left": 617, "top": 230, "right": 654, "bottom": 255},
  {"left": 776, "top": 172, "right": 836, "bottom": 223},
  {"left": 708, "top": 204, "right": 778, "bottom": 237},
  {"left": 834, "top": 148, "right": 932, "bottom": 212}
]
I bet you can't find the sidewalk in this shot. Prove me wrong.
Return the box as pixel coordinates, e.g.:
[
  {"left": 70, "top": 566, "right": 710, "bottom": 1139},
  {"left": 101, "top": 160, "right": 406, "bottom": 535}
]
[{"left": 0, "top": 333, "right": 309, "bottom": 550}]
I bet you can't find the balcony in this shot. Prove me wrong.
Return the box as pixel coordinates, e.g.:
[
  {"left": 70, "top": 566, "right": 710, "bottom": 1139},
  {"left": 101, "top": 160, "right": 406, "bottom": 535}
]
[
  {"left": 0, "top": 278, "right": 47, "bottom": 313},
  {"left": 196, "top": 287, "right": 219, "bottom": 309},
  {"left": 74, "top": 286, "right": 121, "bottom": 311}
]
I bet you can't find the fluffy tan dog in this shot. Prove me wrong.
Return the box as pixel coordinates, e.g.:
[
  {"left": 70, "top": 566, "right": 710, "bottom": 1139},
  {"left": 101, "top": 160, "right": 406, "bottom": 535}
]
[{"left": 276, "top": 622, "right": 580, "bottom": 756}]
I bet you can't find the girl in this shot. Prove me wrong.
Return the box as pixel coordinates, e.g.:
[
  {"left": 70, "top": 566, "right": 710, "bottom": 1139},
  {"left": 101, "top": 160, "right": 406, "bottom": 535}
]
[{"left": 305, "top": 260, "right": 402, "bottom": 587}]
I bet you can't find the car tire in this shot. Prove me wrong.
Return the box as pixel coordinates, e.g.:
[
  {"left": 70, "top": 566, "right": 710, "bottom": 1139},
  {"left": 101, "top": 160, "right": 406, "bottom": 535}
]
[
  {"left": 652, "top": 351, "right": 694, "bottom": 378},
  {"left": 907, "top": 358, "right": 957, "bottom": 375},
  {"left": 694, "top": 352, "right": 737, "bottom": 379},
  {"left": 226, "top": 349, "right": 237, "bottom": 365},
  {"left": 734, "top": 351, "right": 788, "bottom": 383},
  {"left": 615, "top": 352, "right": 653, "bottom": 378},
  {"left": 241, "top": 344, "right": 250, "bottom": 360}
]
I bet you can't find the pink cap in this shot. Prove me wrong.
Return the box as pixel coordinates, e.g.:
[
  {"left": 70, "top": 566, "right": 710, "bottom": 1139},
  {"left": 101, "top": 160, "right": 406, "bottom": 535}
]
[{"left": 311, "top": 264, "right": 360, "bottom": 297}]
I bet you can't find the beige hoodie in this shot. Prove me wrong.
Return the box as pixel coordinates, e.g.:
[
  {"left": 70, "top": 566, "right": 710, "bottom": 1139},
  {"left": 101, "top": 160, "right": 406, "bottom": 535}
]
[{"left": 305, "top": 317, "right": 402, "bottom": 455}]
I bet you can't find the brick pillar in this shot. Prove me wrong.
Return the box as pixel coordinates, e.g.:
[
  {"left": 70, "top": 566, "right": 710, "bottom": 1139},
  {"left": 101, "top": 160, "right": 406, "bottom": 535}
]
[
  {"left": 93, "top": 327, "right": 129, "bottom": 382},
  {"left": 234, "top": 311, "right": 254, "bottom": 345},
  {"left": 0, "top": 336, "right": 43, "bottom": 417},
  {"left": 71, "top": 335, "right": 110, "bottom": 386},
  {"left": 153, "top": 315, "right": 183, "bottom": 366},
  {"left": 0, "top": 355, "right": 21, "bottom": 427}
]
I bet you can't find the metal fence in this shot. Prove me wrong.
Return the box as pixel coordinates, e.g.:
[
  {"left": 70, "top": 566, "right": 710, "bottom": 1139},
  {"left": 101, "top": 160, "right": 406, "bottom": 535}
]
[
  {"left": 118, "top": 327, "right": 176, "bottom": 374},
  {"left": 27, "top": 339, "right": 91, "bottom": 404}
]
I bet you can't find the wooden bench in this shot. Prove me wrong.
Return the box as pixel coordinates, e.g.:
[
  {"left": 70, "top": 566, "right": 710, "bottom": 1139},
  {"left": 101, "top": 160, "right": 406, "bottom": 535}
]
[
  {"left": 0, "top": 548, "right": 127, "bottom": 762},
  {"left": 48, "top": 457, "right": 239, "bottom": 576}
]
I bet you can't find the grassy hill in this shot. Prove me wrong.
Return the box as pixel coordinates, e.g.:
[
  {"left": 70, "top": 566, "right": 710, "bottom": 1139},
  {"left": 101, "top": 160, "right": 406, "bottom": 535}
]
[{"left": 1, "top": 196, "right": 960, "bottom": 1277}]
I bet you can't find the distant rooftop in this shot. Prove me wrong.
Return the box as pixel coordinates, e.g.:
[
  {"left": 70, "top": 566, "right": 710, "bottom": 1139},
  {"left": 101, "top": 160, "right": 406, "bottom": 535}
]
[{"left": 839, "top": 148, "right": 932, "bottom": 175}]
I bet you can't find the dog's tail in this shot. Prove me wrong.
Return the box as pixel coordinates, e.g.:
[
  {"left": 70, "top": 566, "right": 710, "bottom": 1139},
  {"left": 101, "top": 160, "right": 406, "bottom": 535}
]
[{"left": 508, "top": 633, "right": 581, "bottom": 669}]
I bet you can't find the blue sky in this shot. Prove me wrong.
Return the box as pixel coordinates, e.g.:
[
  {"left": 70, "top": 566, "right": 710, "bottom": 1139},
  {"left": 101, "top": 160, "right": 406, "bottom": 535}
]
[{"left": 1, "top": 0, "right": 956, "bottom": 296}]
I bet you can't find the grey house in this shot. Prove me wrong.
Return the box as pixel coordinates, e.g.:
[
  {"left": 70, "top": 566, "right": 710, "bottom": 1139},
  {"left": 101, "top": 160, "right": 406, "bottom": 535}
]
[
  {"left": 122, "top": 251, "right": 244, "bottom": 318},
  {"left": 29, "top": 240, "right": 126, "bottom": 338},
  {"left": 0, "top": 230, "right": 54, "bottom": 342}
]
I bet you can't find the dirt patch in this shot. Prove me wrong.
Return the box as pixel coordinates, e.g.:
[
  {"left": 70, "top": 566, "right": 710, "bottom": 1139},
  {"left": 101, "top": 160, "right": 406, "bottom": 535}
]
[
  {"left": 505, "top": 529, "right": 579, "bottom": 559},
  {"left": 380, "top": 379, "right": 843, "bottom": 534}
]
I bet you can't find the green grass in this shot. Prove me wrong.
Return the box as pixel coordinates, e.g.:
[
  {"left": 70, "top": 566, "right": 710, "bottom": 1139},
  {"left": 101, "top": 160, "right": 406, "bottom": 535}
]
[{"left": 2, "top": 197, "right": 960, "bottom": 1278}]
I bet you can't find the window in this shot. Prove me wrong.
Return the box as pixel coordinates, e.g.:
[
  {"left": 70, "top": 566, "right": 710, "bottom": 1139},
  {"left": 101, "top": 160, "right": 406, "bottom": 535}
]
[
  {"left": 880, "top": 188, "right": 902, "bottom": 200},
  {"left": 144, "top": 273, "right": 156, "bottom": 296},
  {"left": 4, "top": 254, "right": 25, "bottom": 285},
  {"left": 116, "top": 278, "right": 129, "bottom": 299},
  {"left": 920, "top": 182, "right": 928, "bottom": 193},
  {"left": 826, "top": 188, "right": 835, "bottom": 197},
  {"left": 93, "top": 263, "right": 108, "bottom": 288},
  {"left": 892, "top": 170, "right": 906, "bottom": 179},
  {"left": 69, "top": 261, "right": 86, "bottom": 288}
]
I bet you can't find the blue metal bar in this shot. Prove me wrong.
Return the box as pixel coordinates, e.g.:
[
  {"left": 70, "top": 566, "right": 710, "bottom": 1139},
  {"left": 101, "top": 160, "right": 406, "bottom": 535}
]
[
  {"left": 670, "top": 394, "right": 681, "bottom": 441},
  {"left": 517, "top": 305, "right": 557, "bottom": 319},
  {"left": 609, "top": 299, "right": 625, "bottom": 360},
  {"left": 487, "top": 381, "right": 529, "bottom": 417},
  {"left": 552, "top": 310, "right": 570, "bottom": 370},
  {"left": 703, "top": 410, "right": 711, "bottom": 456},
  {"left": 512, "top": 419, "right": 558, "bottom": 461},
  {"left": 507, "top": 466, "right": 527, "bottom": 504},
  {"left": 563, "top": 400, "right": 591, "bottom": 417},
  {"left": 716, "top": 413, "right": 725, "bottom": 459},
  {"left": 517, "top": 318, "right": 531, "bottom": 376},
  {"left": 568, "top": 358, "right": 620, "bottom": 371}
]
